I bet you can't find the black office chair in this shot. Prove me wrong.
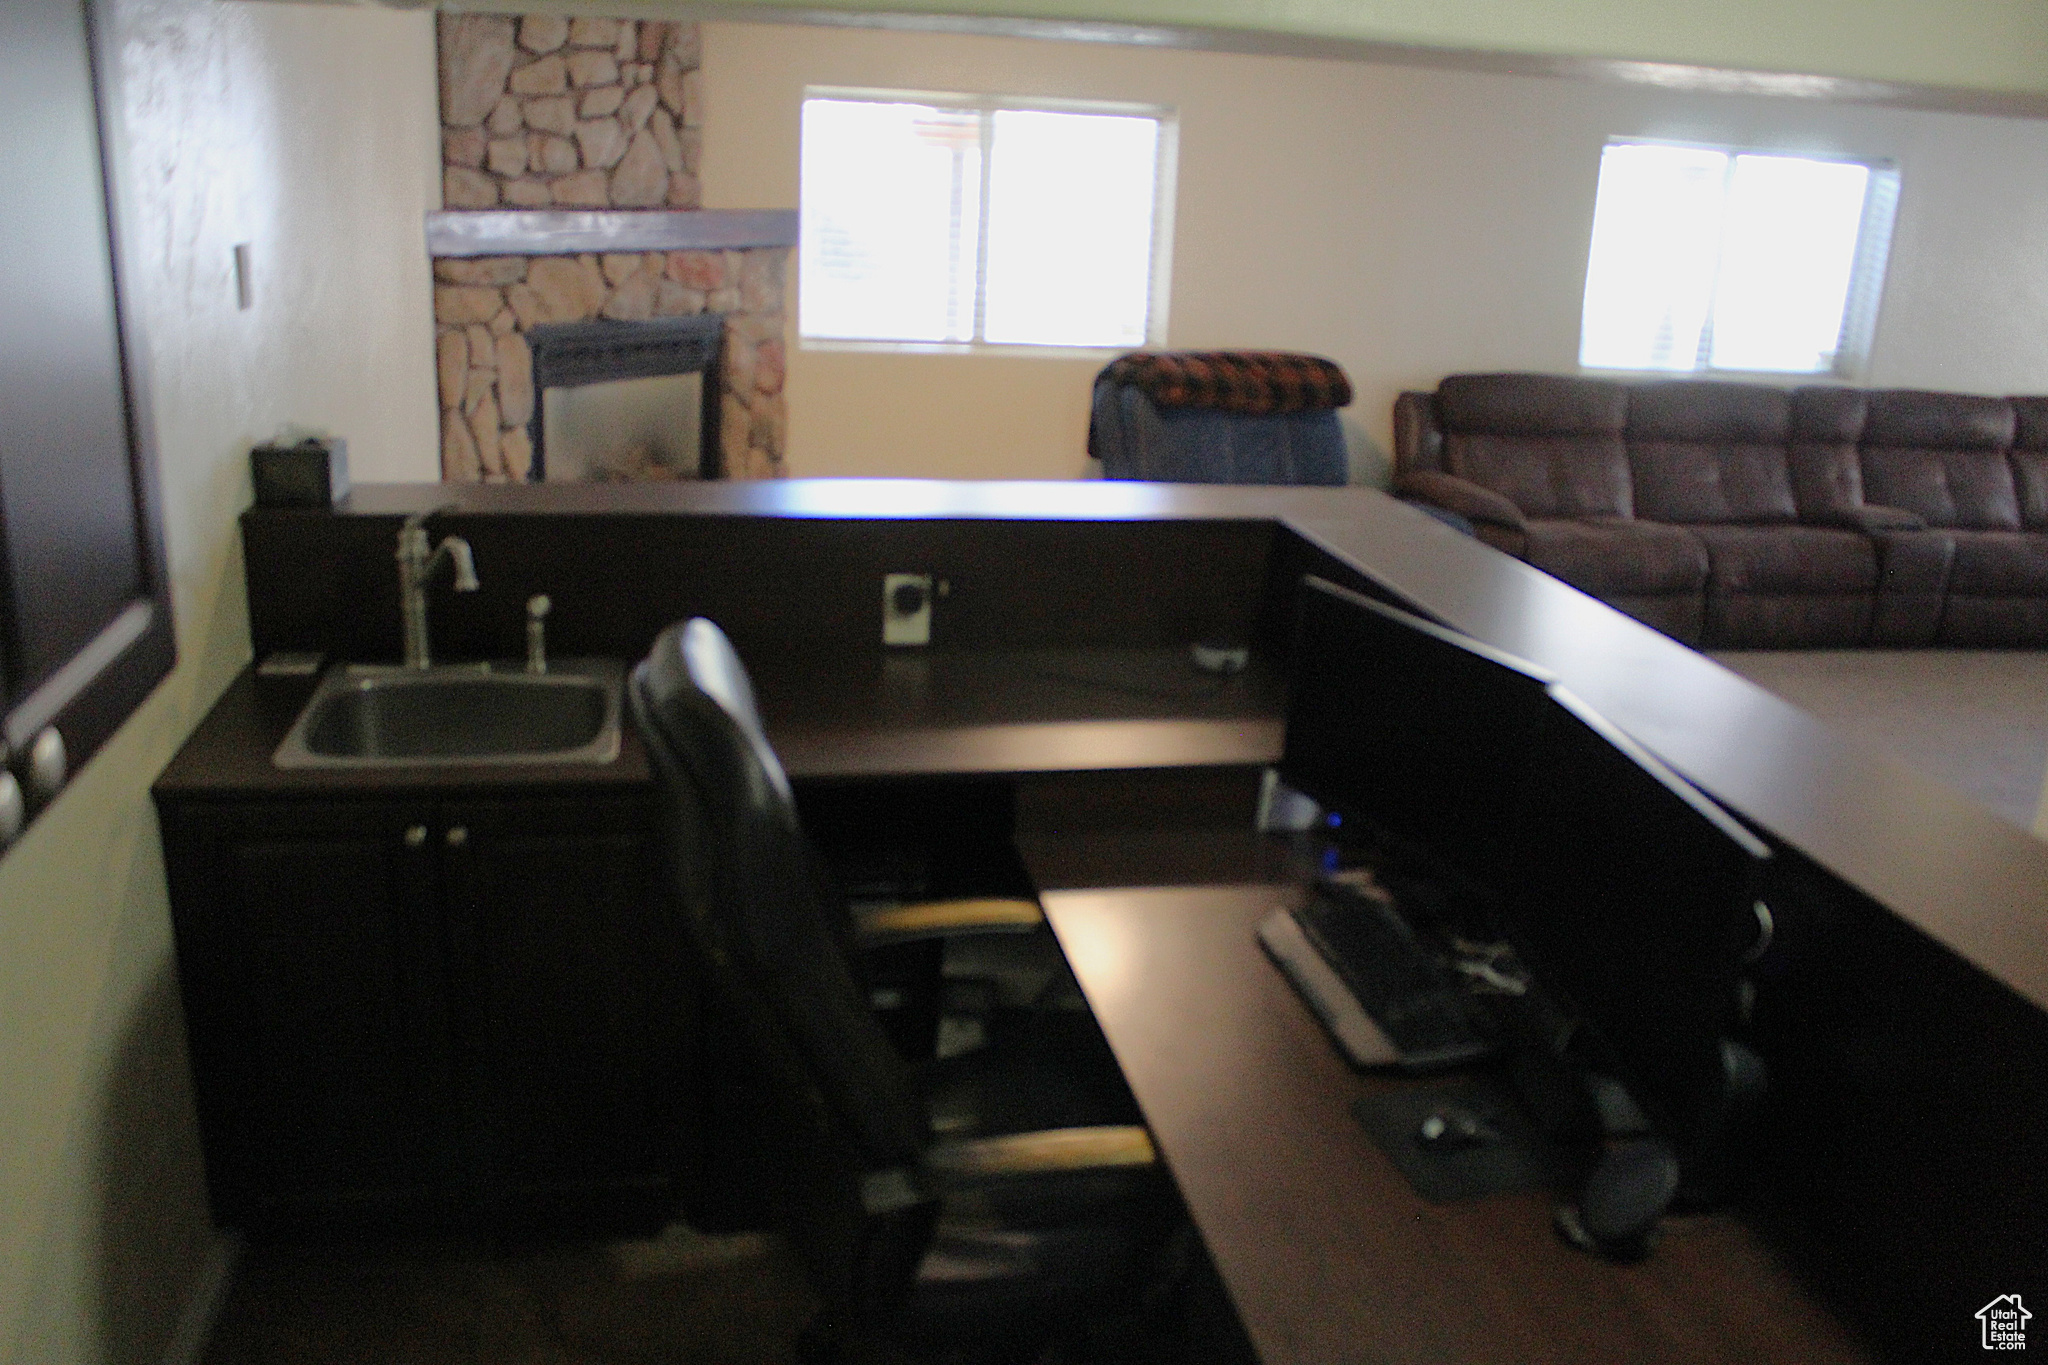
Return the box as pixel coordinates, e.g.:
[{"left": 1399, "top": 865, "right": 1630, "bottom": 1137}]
[{"left": 629, "top": 618, "right": 1186, "bottom": 1363}]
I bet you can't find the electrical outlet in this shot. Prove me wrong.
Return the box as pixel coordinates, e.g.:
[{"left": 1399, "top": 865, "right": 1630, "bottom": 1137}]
[{"left": 883, "top": 573, "right": 933, "bottom": 646}]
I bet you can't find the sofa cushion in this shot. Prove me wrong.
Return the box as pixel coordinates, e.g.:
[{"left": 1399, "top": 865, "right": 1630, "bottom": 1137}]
[
  {"left": 1859, "top": 391, "right": 2020, "bottom": 529},
  {"left": 1601, "top": 593, "right": 1706, "bottom": 646},
  {"left": 1787, "top": 387, "right": 1869, "bottom": 519},
  {"left": 1946, "top": 529, "right": 2048, "bottom": 597},
  {"left": 2008, "top": 396, "right": 2048, "bottom": 529},
  {"left": 1868, "top": 530, "right": 1955, "bottom": 647},
  {"left": 1687, "top": 525, "right": 1877, "bottom": 595},
  {"left": 1626, "top": 381, "right": 1796, "bottom": 524},
  {"left": 1865, "top": 389, "right": 2015, "bottom": 450},
  {"left": 1939, "top": 523, "right": 2048, "bottom": 645},
  {"left": 1936, "top": 597, "right": 2048, "bottom": 647},
  {"left": 1691, "top": 525, "right": 1876, "bottom": 647},
  {"left": 1707, "top": 594, "right": 1873, "bottom": 649},
  {"left": 1435, "top": 374, "right": 1633, "bottom": 519},
  {"left": 1523, "top": 517, "right": 1707, "bottom": 597}
]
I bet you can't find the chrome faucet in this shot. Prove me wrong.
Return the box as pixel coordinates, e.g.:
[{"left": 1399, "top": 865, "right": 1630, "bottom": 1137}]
[{"left": 396, "top": 509, "right": 479, "bottom": 668}]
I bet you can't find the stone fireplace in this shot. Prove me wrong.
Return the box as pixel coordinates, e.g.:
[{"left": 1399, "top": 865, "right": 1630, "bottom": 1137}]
[{"left": 433, "top": 15, "right": 791, "bottom": 481}]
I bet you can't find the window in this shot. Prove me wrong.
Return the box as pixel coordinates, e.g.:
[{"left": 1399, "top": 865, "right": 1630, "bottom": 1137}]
[
  {"left": 1578, "top": 140, "right": 1899, "bottom": 376},
  {"left": 799, "top": 90, "right": 1175, "bottom": 351}
]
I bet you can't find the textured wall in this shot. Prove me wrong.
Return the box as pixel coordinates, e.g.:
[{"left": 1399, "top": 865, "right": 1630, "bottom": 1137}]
[{"left": 0, "top": 3, "right": 439, "bottom": 1362}]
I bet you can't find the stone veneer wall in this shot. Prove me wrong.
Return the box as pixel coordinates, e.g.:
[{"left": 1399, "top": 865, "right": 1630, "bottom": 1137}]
[
  {"left": 440, "top": 14, "right": 700, "bottom": 211},
  {"left": 435, "top": 14, "right": 787, "bottom": 481},
  {"left": 433, "top": 247, "right": 787, "bottom": 481}
]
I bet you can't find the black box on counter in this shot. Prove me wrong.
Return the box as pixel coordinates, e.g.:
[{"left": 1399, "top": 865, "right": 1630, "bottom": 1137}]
[{"left": 251, "top": 437, "right": 349, "bottom": 508}]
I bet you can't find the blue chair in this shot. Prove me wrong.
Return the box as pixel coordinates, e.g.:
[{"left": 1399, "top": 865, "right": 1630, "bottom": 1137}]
[{"left": 1089, "top": 353, "right": 1351, "bottom": 486}]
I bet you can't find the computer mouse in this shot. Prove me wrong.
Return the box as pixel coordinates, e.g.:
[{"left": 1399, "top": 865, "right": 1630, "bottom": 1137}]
[
  {"left": 1416, "top": 1104, "right": 1499, "bottom": 1151},
  {"left": 1554, "top": 1138, "right": 1680, "bottom": 1262}
]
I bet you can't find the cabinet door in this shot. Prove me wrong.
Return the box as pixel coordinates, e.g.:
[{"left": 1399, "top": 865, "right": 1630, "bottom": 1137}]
[
  {"left": 0, "top": 0, "right": 174, "bottom": 837},
  {"left": 440, "top": 794, "right": 693, "bottom": 1228},
  {"left": 161, "top": 799, "right": 454, "bottom": 1228}
]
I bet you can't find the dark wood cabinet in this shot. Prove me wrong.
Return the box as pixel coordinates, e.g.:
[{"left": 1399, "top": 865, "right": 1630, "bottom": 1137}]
[
  {"left": 158, "top": 787, "right": 692, "bottom": 1235},
  {"left": 164, "top": 800, "right": 451, "bottom": 1226},
  {"left": 439, "top": 796, "right": 694, "bottom": 1227}
]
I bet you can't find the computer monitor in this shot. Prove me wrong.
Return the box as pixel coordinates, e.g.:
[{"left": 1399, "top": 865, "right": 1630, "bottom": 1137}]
[
  {"left": 1496, "top": 684, "right": 1772, "bottom": 1152},
  {"left": 1278, "top": 576, "right": 1556, "bottom": 900}
]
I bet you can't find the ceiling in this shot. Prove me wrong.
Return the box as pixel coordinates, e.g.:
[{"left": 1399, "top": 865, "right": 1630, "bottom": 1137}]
[{"left": 300, "top": 0, "right": 2048, "bottom": 113}]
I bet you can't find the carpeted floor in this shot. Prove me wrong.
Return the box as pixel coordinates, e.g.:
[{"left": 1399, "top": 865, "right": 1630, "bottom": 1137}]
[
  {"left": 198, "top": 1231, "right": 821, "bottom": 1365},
  {"left": 1713, "top": 649, "right": 2048, "bottom": 829}
]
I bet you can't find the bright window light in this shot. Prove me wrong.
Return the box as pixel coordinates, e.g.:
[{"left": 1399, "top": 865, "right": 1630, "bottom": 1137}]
[
  {"left": 1578, "top": 141, "right": 1897, "bottom": 376},
  {"left": 800, "top": 91, "right": 1174, "bottom": 350}
]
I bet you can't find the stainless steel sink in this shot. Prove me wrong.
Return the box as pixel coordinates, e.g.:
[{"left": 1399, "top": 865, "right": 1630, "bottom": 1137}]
[{"left": 273, "top": 659, "right": 624, "bottom": 769}]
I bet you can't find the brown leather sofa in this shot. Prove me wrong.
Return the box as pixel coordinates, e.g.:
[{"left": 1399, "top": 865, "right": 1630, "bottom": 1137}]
[{"left": 1394, "top": 373, "right": 2048, "bottom": 647}]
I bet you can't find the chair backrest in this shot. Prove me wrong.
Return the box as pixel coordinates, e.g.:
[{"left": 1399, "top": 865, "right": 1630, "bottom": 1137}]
[
  {"left": 1089, "top": 352, "right": 1351, "bottom": 485},
  {"left": 1785, "top": 386, "right": 1871, "bottom": 521},
  {"left": 629, "top": 618, "right": 926, "bottom": 1169},
  {"left": 1625, "top": 380, "right": 1797, "bottom": 525},
  {"left": 1433, "top": 373, "right": 1633, "bottom": 519},
  {"left": 1857, "top": 390, "right": 2021, "bottom": 530}
]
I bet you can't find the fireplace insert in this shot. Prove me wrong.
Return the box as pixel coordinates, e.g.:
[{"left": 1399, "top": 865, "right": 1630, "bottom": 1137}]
[{"left": 525, "top": 314, "right": 724, "bottom": 481}]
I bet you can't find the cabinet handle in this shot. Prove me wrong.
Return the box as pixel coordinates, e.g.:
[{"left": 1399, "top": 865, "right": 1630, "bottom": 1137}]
[
  {"left": 26, "top": 728, "right": 66, "bottom": 801},
  {"left": 0, "top": 772, "right": 21, "bottom": 847},
  {"left": 446, "top": 826, "right": 468, "bottom": 847},
  {"left": 404, "top": 824, "right": 428, "bottom": 848}
]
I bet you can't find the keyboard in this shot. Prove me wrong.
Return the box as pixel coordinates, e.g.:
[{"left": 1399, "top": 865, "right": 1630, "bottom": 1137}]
[{"left": 1260, "top": 874, "right": 1496, "bottom": 1071}]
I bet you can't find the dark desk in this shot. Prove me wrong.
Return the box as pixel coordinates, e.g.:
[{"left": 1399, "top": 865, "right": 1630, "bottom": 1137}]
[
  {"left": 751, "top": 646, "right": 1285, "bottom": 779},
  {"left": 241, "top": 480, "right": 2048, "bottom": 1359},
  {"left": 1020, "top": 834, "right": 1870, "bottom": 1365}
]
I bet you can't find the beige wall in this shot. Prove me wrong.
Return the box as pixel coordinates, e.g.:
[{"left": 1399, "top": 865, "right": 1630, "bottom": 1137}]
[
  {"left": 0, "top": 3, "right": 439, "bottom": 1361},
  {"left": 701, "top": 21, "right": 2048, "bottom": 482}
]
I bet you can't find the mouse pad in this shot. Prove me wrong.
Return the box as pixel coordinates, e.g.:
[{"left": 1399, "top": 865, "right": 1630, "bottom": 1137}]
[{"left": 1351, "top": 1079, "right": 1562, "bottom": 1204}]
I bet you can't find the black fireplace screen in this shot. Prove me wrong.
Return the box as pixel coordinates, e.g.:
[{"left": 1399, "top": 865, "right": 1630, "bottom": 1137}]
[{"left": 525, "top": 313, "right": 724, "bottom": 481}]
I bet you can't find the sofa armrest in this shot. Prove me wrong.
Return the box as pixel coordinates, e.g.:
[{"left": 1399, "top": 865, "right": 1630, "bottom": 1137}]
[
  {"left": 1393, "top": 469, "right": 1527, "bottom": 532},
  {"left": 1823, "top": 504, "right": 1928, "bottom": 532},
  {"left": 1392, "top": 390, "right": 1444, "bottom": 472}
]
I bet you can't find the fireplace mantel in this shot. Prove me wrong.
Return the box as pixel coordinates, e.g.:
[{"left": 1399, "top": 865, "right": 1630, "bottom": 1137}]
[{"left": 428, "top": 209, "right": 798, "bottom": 258}]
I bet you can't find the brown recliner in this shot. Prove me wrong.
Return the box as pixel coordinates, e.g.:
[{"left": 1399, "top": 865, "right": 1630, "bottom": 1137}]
[
  {"left": 1394, "top": 373, "right": 1711, "bottom": 643},
  {"left": 1861, "top": 391, "right": 2048, "bottom": 646}
]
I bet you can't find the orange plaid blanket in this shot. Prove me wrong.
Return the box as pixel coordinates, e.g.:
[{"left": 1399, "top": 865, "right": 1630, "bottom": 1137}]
[{"left": 1097, "top": 351, "right": 1352, "bottom": 416}]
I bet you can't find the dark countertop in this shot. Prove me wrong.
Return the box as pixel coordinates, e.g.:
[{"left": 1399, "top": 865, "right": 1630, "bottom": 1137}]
[
  {"left": 1282, "top": 506, "right": 2048, "bottom": 1019},
  {"left": 322, "top": 477, "right": 1367, "bottom": 523},
  {"left": 155, "top": 645, "right": 1288, "bottom": 797},
  {"left": 758, "top": 647, "right": 1285, "bottom": 779}
]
